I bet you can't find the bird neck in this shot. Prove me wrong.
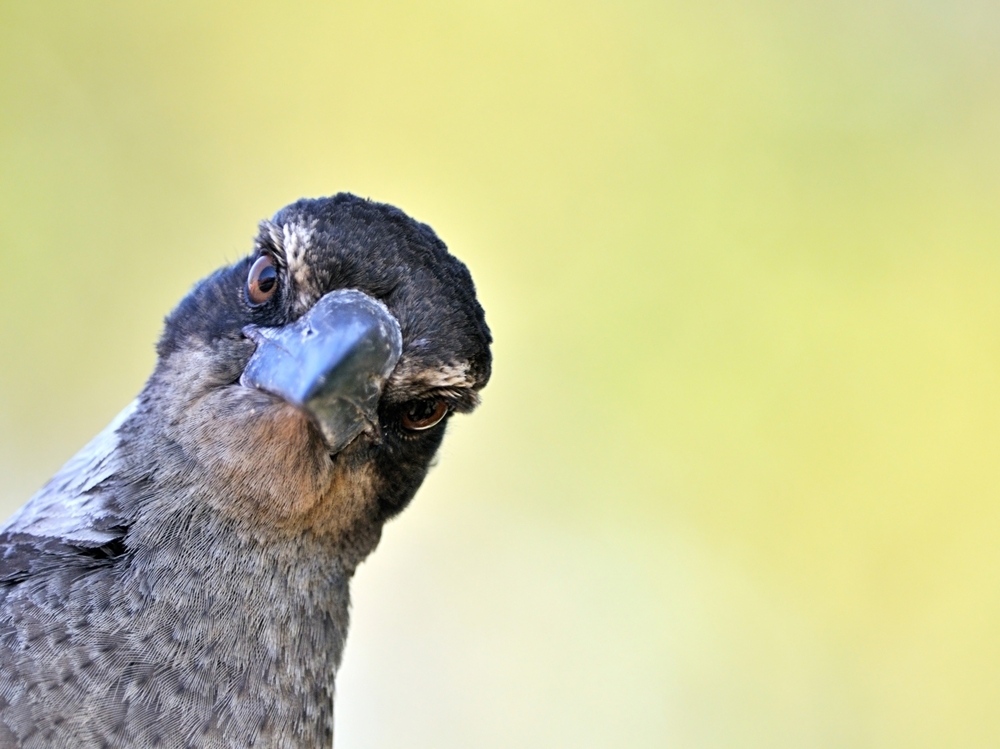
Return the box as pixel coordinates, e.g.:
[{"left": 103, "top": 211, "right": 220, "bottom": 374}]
[{"left": 118, "top": 501, "right": 351, "bottom": 745}]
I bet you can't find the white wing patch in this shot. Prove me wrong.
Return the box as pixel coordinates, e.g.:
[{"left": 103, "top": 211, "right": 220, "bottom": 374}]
[{"left": 0, "top": 400, "right": 137, "bottom": 544}]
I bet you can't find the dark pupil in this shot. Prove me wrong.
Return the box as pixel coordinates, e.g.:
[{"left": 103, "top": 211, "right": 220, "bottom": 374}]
[
  {"left": 409, "top": 401, "right": 437, "bottom": 421},
  {"left": 257, "top": 265, "right": 277, "bottom": 292}
]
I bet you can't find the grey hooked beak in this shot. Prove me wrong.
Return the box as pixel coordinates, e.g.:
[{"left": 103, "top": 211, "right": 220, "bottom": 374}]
[{"left": 240, "top": 289, "right": 403, "bottom": 453}]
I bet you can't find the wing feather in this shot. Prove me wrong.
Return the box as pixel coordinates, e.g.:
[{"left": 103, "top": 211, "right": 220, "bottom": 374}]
[{"left": 0, "top": 400, "right": 136, "bottom": 545}]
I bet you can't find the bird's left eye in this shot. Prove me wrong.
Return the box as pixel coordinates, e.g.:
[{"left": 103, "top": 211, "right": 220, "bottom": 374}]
[
  {"left": 247, "top": 256, "right": 278, "bottom": 305},
  {"left": 401, "top": 399, "right": 449, "bottom": 431}
]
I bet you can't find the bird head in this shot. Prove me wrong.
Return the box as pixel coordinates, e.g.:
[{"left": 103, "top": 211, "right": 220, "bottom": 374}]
[
  {"left": 0, "top": 194, "right": 491, "bottom": 744},
  {"left": 133, "top": 194, "right": 491, "bottom": 559}
]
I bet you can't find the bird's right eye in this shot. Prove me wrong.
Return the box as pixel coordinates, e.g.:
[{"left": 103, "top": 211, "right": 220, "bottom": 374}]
[
  {"left": 401, "top": 399, "right": 449, "bottom": 431},
  {"left": 247, "top": 256, "right": 278, "bottom": 305}
]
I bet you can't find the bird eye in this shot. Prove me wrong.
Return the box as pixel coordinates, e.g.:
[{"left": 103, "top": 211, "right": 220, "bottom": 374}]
[
  {"left": 247, "top": 256, "right": 278, "bottom": 305},
  {"left": 401, "top": 399, "right": 449, "bottom": 431}
]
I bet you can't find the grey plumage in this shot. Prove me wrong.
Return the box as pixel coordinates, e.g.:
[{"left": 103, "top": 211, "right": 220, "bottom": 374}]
[{"left": 0, "top": 194, "right": 491, "bottom": 747}]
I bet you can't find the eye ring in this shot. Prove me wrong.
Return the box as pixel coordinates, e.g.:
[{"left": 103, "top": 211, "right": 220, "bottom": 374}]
[
  {"left": 247, "top": 256, "right": 278, "bottom": 306},
  {"left": 401, "top": 399, "right": 450, "bottom": 431}
]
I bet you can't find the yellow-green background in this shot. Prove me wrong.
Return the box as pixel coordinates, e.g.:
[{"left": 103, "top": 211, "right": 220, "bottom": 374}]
[{"left": 2, "top": 1, "right": 999, "bottom": 746}]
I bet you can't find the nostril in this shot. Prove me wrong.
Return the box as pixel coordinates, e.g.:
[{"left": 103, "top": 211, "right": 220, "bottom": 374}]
[{"left": 242, "top": 325, "right": 264, "bottom": 344}]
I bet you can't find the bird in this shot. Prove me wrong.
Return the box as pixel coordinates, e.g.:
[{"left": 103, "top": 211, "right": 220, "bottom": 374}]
[{"left": 0, "top": 194, "right": 492, "bottom": 748}]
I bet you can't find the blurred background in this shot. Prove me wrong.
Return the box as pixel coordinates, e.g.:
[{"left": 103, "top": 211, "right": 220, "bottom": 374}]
[{"left": 2, "top": 1, "right": 999, "bottom": 746}]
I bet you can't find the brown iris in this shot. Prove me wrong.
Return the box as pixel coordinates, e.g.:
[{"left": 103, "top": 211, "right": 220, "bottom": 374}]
[
  {"left": 247, "top": 256, "right": 278, "bottom": 305},
  {"left": 402, "top": 399, "right": 449, "bottom": 431}
]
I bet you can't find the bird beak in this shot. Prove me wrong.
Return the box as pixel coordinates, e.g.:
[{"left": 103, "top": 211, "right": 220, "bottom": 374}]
[{"left": 239, "top": 289, "right": 403, "bottom": 454}]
